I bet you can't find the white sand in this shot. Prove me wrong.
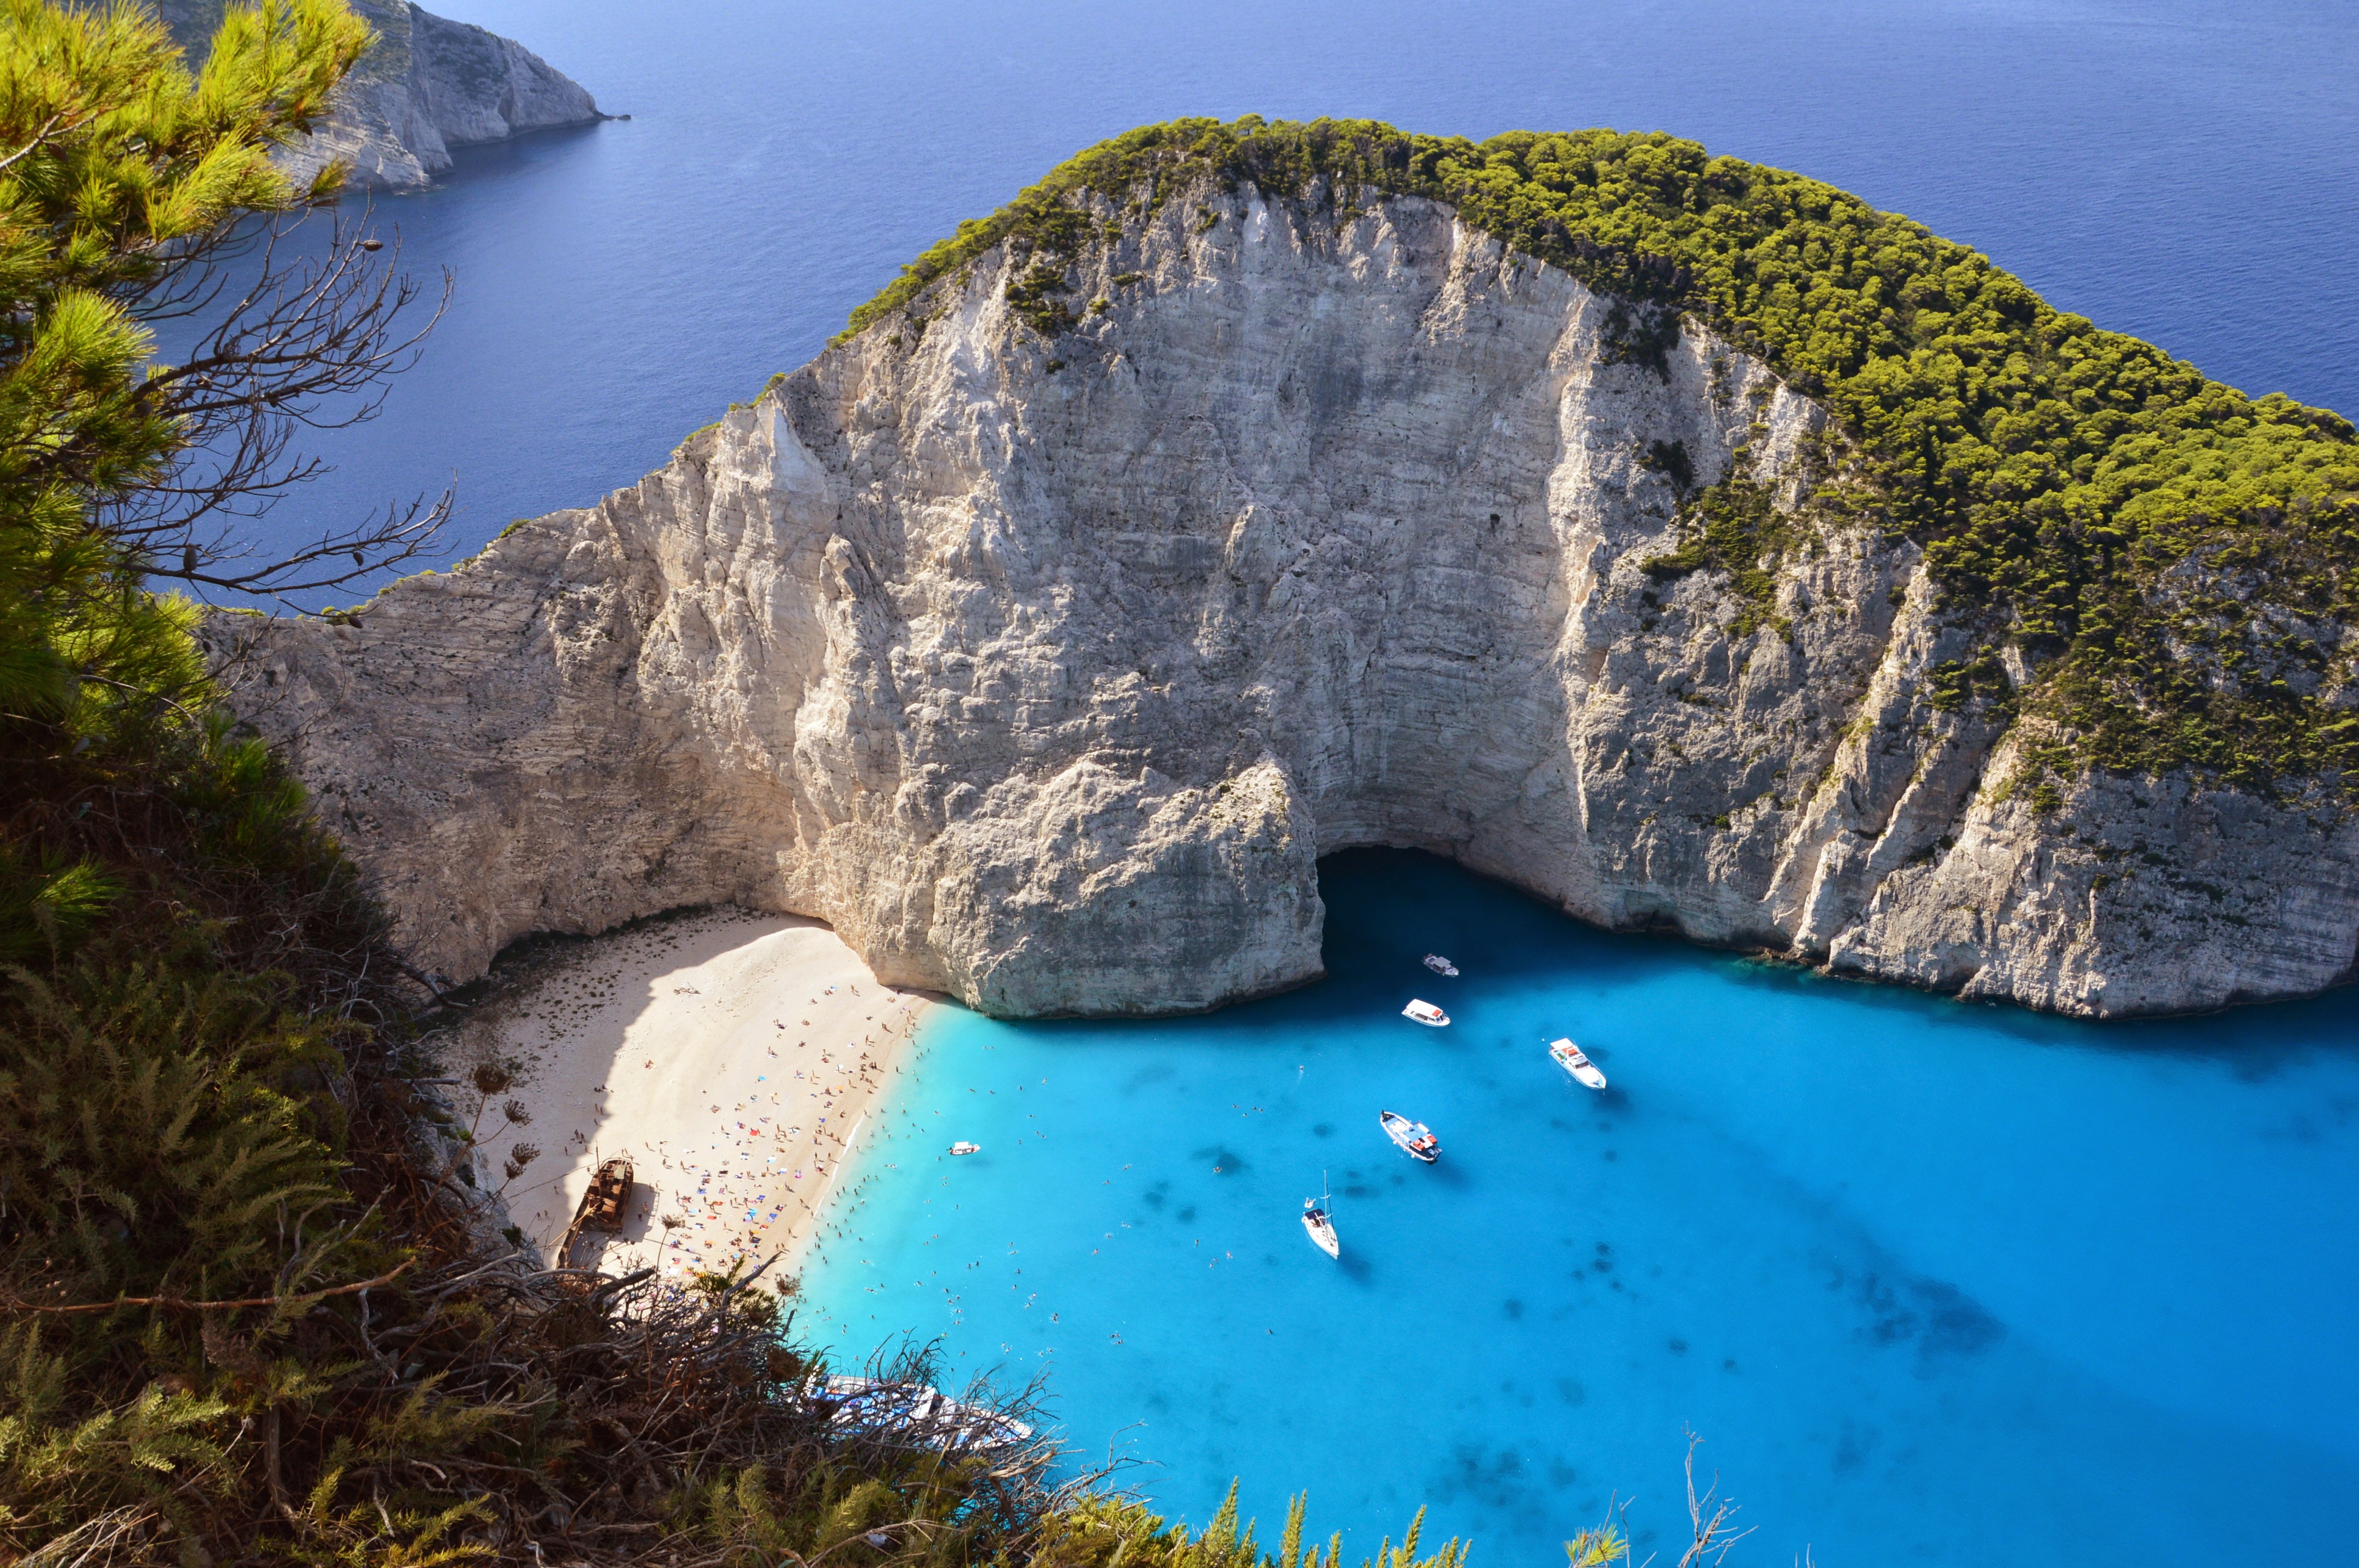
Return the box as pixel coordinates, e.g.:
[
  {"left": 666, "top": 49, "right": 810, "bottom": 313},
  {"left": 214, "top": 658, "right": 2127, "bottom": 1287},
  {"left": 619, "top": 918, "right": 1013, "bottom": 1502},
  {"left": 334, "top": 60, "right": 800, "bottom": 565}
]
[{"left": 444, "top": 907, "right": 926, "bottom": 1282}]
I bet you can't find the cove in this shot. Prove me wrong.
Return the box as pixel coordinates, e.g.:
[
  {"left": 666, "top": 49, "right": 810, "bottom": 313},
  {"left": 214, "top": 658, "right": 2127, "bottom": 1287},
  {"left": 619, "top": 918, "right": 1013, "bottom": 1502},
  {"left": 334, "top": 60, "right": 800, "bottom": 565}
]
[{"left": 798, "top": 850, "right": 2359, "bottom": 1566}]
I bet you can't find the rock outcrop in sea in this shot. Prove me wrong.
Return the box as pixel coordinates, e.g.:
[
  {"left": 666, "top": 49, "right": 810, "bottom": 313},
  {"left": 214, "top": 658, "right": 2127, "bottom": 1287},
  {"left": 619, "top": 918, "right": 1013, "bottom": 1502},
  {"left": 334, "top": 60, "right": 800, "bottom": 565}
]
[
  {"left": 213, "top": 181, "right": 2359, "bottom": 1020},
  {"left": 156, "top": 0, "right": 601, "bottom": 190}
]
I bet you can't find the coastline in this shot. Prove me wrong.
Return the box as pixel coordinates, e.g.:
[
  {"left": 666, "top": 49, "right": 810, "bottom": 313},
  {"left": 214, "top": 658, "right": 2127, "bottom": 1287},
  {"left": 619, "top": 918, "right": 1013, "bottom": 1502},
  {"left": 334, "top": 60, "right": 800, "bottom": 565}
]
[{"left": 443, "top": 907, "right": 927, "bottom": 1283}]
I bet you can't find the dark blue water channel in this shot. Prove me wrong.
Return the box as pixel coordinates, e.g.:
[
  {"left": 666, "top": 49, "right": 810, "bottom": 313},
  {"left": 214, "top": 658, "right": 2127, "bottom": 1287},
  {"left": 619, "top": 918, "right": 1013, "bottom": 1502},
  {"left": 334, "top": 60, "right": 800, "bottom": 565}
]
[{"left": 799, "top": 851, "right": 2359, "bottom": 1565}]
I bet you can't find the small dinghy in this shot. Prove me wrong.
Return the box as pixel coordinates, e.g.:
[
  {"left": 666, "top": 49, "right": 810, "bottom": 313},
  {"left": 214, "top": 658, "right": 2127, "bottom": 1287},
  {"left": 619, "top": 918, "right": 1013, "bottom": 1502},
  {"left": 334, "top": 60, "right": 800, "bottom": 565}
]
[
  {"left": 1401, "top": 999, "right": 1450, "bottom": 1027},
  {"left": 1379, "top": 1110, "right": 1440, "bottom": 1163},
  {"left": 1548, "top": 1037, "right": 1608, "bottom": 1091},
  {"left": 1422, "top": 954, "right": 1459, "bottom": 977},
  {"left": 948, "top": 1141, "right": 981, "bottom": 1156},
  {"left": 1301, "top": 1174, "right": 1339, "bottom": 1259}
]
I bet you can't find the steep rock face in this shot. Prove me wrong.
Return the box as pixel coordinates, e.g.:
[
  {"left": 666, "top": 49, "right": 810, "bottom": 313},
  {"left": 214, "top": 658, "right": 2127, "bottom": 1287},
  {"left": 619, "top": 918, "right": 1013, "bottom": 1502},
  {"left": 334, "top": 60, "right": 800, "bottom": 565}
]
[
  {"left": 157, "top": 0, "right": 601, "bottom": 191},
  {"left": 214, "top": 187, "right": 2359, "bottom": 1017}
]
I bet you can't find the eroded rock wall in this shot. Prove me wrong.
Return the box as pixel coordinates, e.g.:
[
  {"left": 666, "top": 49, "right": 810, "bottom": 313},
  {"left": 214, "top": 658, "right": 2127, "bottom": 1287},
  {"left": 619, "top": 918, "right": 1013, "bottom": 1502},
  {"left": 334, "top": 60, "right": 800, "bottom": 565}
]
[
  {"left": 157, "top": 0, "right": 602, "bottom": 191},
  {"left": 214, "top": 187, "right": 2359, "bottom": 1017}
]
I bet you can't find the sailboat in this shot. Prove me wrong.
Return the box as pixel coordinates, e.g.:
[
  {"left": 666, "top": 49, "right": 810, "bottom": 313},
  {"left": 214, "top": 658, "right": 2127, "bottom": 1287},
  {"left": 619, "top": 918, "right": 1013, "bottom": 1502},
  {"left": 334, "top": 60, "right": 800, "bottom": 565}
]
[
  {"left": 1301, "top": 1173, "right": 1339, "bottom": 1259},
  {"left": 1548, "top": 1036, "right": 1608, "bottom": 1091},
  {"left": 1379, "top": 1109, "right": 1440, "bottom": 1163}
]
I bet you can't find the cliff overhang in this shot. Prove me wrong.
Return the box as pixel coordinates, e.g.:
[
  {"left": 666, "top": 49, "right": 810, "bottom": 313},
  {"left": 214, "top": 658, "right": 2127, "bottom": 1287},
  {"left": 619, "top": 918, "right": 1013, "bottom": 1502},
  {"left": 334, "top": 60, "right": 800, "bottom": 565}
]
[{"left": 211, "top": 121, "right": 2359, "bottom": 1020}]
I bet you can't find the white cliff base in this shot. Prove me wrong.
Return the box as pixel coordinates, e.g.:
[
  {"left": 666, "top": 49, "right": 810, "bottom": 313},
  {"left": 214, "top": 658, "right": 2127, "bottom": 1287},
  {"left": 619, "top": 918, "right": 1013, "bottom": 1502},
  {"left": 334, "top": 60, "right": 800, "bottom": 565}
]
[{"left": 214, "top": 187, "right": 2359, "bottom": 1019}]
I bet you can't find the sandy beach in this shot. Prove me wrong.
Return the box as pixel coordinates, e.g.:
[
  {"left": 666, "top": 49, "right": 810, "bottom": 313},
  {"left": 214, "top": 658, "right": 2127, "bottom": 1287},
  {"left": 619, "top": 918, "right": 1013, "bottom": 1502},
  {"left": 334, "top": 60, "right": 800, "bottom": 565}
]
[{"left": 439, "top": 907, "right": 926, "bottom": 1282}]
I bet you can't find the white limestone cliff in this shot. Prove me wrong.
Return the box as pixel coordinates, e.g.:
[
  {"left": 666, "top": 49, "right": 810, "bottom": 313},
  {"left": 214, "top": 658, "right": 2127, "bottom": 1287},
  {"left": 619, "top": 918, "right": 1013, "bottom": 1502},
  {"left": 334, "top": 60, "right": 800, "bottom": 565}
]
[
  {"left": 210, "top": 185, "right": 2359, "bottom": 1018},
  {"left": 156, "top": 0, "right": 602, "bottom": 191}
]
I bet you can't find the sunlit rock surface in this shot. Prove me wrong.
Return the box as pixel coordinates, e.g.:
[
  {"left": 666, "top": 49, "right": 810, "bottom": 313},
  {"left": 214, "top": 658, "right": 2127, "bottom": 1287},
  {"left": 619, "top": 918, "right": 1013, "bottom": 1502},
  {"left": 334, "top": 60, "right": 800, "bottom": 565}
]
[{"left": 213, "top": 186, "right": 2359, "bottom": 1017}]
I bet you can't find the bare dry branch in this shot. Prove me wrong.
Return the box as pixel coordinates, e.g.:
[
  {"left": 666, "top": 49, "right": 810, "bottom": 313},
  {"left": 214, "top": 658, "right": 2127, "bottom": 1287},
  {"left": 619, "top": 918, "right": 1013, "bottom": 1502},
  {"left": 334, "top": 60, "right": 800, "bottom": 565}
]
[
  {"left": 1675, "top": 1428, "right": 1756, "bottom": 1568},
  {"left": 3, "top": 1261, "right": 414, "bottom": 1315},
  {"left": 99, "top": 204, "right": 454, "bottom": 607}
]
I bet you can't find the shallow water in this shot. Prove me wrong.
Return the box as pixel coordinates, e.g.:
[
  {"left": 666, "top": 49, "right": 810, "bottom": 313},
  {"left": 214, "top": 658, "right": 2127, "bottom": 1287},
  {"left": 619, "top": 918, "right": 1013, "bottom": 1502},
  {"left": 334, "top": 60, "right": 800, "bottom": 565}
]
[{"left": 799, "top": 850, "right": 2359, "bottom": 1565}]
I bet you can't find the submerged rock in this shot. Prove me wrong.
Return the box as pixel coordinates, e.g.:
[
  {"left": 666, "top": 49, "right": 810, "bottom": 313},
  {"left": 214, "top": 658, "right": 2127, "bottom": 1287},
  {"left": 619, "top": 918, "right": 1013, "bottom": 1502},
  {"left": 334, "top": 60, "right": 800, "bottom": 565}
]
[
  {"left": 214, "top": 181, "right": 2359, "bottom": 1019},
  {"left": 156, "top": 0, "right": 602, "bottom": 190}
]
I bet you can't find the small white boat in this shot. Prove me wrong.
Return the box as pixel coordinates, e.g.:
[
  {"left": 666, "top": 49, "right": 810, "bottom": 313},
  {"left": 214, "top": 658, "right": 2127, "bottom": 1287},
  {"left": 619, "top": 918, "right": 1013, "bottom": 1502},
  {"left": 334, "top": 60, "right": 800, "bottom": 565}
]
[
  {"left": 1401, "top": 999, "right": 1450, "bottom": 1027},
  {"left": 1422, "top": 953, "right": 1459, "bottom": 976},
  {"left": 1301, "top": 1175, "right": 1339, "bottom": 1259},
  {"left": 1379, "top": 1109, "right": 1440, "bottom": 1163},
  {"left": 948, "top": 1141, "right": 981, "bottom": 1156},
  {"left": 1548, "top": 1037, "right": 1608, "bottom": 1091}
]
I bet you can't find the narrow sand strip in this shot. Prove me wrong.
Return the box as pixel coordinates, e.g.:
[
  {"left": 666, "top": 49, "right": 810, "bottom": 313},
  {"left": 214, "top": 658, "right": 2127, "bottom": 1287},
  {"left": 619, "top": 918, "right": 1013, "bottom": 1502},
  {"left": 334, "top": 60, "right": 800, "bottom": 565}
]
[{"left": 442, "top": 907, "right": 926, "bottom": 1282}]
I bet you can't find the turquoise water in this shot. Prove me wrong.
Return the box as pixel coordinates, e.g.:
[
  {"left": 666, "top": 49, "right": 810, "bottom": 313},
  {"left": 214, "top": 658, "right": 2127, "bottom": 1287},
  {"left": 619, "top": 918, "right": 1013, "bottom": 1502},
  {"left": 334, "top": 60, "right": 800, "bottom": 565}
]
[{"left": 799, "top": 851, "right": 2359, "bottom": 1565}]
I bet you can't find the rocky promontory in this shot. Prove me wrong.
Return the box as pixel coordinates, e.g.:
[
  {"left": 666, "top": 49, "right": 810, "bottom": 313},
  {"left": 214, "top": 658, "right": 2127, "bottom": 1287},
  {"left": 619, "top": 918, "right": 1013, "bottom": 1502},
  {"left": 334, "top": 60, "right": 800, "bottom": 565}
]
[
  {"left": 157, "top": 0, "right": 601, "bottom": 190},
  {"left": 214, "top": 122, "right": 2359, "bottom": 1020}
]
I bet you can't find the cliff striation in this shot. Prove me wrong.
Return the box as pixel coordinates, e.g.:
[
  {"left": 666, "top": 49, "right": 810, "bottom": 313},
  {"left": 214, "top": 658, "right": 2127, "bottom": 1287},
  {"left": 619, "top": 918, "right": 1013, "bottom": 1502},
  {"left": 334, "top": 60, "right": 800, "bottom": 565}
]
[
  {"left": 215, "top": 128, "right": 2359, "bottom": 1020},
  {"left": 157, "top": 0, "right": 601, "bottom": 190}
]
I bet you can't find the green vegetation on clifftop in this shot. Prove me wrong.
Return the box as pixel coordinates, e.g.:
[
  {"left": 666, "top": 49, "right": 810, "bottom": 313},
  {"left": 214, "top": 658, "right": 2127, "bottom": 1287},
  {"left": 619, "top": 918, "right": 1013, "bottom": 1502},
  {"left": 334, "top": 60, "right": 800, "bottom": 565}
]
[{"left": 842, "top": 116, "right": 2359, "bottom": 798}]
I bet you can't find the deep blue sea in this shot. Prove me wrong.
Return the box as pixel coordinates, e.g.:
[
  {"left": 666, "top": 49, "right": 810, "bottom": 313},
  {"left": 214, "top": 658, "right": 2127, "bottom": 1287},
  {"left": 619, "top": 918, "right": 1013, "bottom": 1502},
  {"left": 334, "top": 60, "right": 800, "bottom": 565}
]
[
  {"left": 251, "top": 0, "right": 2358, "bottom": 596},
  {"left": 248, "top": 1, "right": 2359, "bottom": 1559}
]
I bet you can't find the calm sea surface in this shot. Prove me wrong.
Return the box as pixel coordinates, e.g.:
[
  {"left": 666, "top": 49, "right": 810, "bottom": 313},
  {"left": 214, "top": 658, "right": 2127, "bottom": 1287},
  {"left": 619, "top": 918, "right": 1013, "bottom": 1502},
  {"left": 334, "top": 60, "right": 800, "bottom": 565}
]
[
  {"left": 262, "top": 1, "right": 2359, "bottom": 1559},
  {"left": 256, "top": 0, "right": 2358, "bottom": 592},
  {"left": 801, "top": 852, "right": 2359, "bottom": 1565}
]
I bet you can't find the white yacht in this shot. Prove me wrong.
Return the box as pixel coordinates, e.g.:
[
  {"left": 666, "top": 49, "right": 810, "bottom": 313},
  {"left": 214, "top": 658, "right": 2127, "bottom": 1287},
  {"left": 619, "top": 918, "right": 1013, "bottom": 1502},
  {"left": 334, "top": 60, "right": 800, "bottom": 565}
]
[
  {"left": 1401, "top": 999, "right": 1450, "bottom": 1027},
  {"left": 1548, "top": 1037, "right": 1608, "bottom": 1091},
  {"left": 948, "top": 1141, "right": 981, "bottom": 1156},
  {"left": 1301, "top": 1175, "right": 1339, "bottom": 1259},
  {"left": 818, "top": 1376, "right": 1033, "bottom": 1449}
]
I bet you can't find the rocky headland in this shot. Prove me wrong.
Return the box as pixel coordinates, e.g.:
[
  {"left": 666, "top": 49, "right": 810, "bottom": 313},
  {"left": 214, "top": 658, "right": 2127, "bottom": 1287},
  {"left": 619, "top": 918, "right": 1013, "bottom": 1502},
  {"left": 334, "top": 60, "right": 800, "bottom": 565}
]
[
  {"left": 214, "top": 121, "right": 2359, "bottom": 1021},
  {"left": 156, "top": 0, "right": 601, "bottom": 190}
]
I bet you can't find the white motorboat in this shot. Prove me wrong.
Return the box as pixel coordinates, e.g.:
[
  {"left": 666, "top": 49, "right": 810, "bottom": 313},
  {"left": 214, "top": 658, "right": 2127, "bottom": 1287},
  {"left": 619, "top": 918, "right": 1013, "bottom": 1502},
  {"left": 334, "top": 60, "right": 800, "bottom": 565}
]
[
  {"left": 1379, "top": 1109, "right": 1440, "bottom": 1163},
  {"left": 1301, "top": 1175, "right": 1339, "bottom": 1259},
  {"left": 1402, "top": 999, "right": 1450, "bottom": 1027},
  {"left": 1548, "top": 1037, "right": 1608, "bottom": 1091},
  {"left": 1422, "top": 953, "right": 1459, "bottom": 977},
  {"left": 948, "top": 1141, "right": 981, "bottom": 1156},
  {"left": 818, "top": 1375, "right": 1034, "bottom": 1449}
]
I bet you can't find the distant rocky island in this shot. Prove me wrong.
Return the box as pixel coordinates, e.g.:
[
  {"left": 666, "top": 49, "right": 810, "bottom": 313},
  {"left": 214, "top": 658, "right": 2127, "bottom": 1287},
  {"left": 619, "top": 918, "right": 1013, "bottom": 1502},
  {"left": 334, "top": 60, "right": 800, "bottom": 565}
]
[
  {"left": 216, "top": 118, "right": 2359, "bottom": 1021},
  {"left": 155, "top": 0, "right": 601, "bottom": 189}
]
